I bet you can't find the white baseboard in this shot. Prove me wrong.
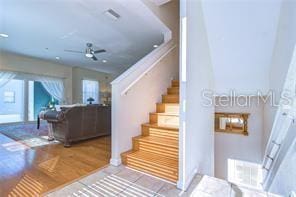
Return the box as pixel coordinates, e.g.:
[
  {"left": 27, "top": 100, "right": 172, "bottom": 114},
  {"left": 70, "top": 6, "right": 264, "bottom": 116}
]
[
  {"left": 177, "top": 168, "right": 198, "bottom": 191},
  {"left": 110, "top": 158, "right": 122, "bottom": 166}
]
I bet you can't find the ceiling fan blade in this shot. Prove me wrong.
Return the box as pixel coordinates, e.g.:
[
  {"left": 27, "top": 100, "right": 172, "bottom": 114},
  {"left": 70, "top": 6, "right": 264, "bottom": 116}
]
[
  {"left": 64, "top": 49, "right": 84, "bottom": 53},
  {"left": 93, "top": 49, "right": 106, "bottom": 54},
  {"left": 92, "top": 55, "right": 98, "bottom": 61}
]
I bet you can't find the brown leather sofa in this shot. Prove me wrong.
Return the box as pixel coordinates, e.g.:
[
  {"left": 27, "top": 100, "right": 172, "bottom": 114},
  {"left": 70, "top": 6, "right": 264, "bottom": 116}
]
[{"left": 51, "top": 105, "right": 111, "bottom": 147}]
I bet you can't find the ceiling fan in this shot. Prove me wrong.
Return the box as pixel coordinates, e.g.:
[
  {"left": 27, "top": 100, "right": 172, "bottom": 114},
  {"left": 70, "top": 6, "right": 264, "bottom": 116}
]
[{"left": 64, "top": 43, "right": 106, "bottom": 61}]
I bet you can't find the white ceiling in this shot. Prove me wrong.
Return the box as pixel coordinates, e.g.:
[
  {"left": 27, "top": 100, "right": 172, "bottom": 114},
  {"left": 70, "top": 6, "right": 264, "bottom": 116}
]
[
  {"left": 0, "top": 0, "right": 168, "bottom": 74},
  {"left": 149, "top": 0, "right": 171, "bottom": 6},
  {"left": 202, "top": 0, "right": 282, "bottom": 94}
]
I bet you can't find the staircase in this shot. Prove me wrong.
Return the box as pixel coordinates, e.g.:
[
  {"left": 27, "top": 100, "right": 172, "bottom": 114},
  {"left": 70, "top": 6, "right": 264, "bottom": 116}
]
[{"left": 121, "top": 80, "right": 179, "bottom": 182}]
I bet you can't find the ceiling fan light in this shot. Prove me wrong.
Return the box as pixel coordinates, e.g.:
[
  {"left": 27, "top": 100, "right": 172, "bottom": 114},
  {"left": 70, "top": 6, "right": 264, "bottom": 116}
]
[
  {"left": 85, "top": 48, "right": 93, "bottom": 58},
  {"left": 0, "top": 33, "right": 9, "bottom": 38},
  {"left": 85, "top": 53, "right": 93, "bottom": 58}
]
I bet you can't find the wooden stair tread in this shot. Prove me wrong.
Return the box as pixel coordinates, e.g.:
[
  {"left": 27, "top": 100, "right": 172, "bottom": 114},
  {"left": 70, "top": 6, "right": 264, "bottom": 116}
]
[
  {"left": 171, "top": 80, "right": 179, "bottom": 87},
  {"left": 156, "top": 103, "right": 179, "bottom": 114},
  {"left": 150, "top": 112, "right": 179, "bottom": 116},
  {"left": 142, "top": 123, "right": 179, "bottom": 130},
  {"left": 167, "top": 87, "right": 179, "bottom": 95},
  {"left": 162, "top": 94, "right": 179, "bottom": 103},
  {"left": 149, "top": 112, "right": 179, "bottom": 127},
  {"left": 121, "top": 149, "right": 135, "bottom": 156},
  {"left": 126, "top": 150, "right": 178, "bottom": 182},
  {"left": 121, "top": 80, "right": 179, "bottom": 182},
  {"left": 127, "top": 151, "right": 178, "bottom": 169},
  {"left": 163, "top": 95, "right": 179, "bottom": 98},
  {"left": 135, "top": 136, "right": 178, "bottom": 148},
  {"left": 157, "top": 103, "right": 179, "bottom": 106}
]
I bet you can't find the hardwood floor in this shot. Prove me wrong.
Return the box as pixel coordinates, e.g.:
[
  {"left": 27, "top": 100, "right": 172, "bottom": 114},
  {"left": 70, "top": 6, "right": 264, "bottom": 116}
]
[{"left": 0, "top": 133, "right": 111, "bottom": 196}]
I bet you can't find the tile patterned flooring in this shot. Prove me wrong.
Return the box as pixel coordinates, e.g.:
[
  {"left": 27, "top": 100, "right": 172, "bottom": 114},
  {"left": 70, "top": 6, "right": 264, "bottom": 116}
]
[{"left": 46, "top": 165, "right": 280, "bottom": 197}]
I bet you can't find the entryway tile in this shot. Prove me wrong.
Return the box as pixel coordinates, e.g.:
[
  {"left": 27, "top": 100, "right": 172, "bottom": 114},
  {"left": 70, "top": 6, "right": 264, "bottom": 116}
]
[
  {"left": 230, "top": 184, "right": 267, "bottom": 197},
  {"left": 134, "top": 174, "right": 166, "bottom": 193},
  {"left": 189, "top": 190, "right": 212, "bottom": 197},
  {"left": 115, "top": 167, "right": 143, "bottom": 182},
  {"left": 79, "top": 170, "right": 108, "bottom": 185},
  {"left": 79, "top": 175, "right": 129, "bottom": 196},
  {"left": 157, "top": 182, "right": 183, "bottom": 197},
  {"left": 46, "top": 182, "right": 86, "bottom": 197},
  {"left": 185, "top": 174, "right": 203, "bottom": 194},
  {"left": 102, "top": 164, "right": 124, "bottom": 175},
  {"left": 191, "top": 175, "right": 231, "bottom": 197}
]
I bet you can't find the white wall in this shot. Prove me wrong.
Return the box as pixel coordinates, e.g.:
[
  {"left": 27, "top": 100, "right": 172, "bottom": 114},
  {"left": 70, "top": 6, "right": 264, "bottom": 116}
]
[
  {"left": 265, "top": 0, "right": 296, "bottom": 194},
  {"left": 111, "top": 46, "right": 179, "bottom": 164},
  {"left": 178, "top": 0, "right": 215, "bottom": 190},
  {"left": 202, "top": 0, "right": 281, "bottom": 94},
  {"left": 263, "top": 0, "right": 296, "bottom": 151},
  {"left": 269, "top": 124, "right": 296, "bottom": 196},
  {"left": 110, "top": 0, "right": 179, "bottom": 165},
  {"left": 214, "top": 97, "right": 264, "bottom": 179}
]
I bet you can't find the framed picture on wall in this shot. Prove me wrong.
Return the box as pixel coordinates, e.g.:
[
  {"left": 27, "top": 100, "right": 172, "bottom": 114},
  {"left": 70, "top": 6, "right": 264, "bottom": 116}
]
[{"left": 215, "top": 112, "right": 249, "bottom": 136}]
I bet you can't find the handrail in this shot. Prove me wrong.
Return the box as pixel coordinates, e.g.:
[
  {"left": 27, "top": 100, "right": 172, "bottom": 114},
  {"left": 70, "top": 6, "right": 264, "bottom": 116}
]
[
  {"left": 111, "top": 41, "right": 176, "bottom": 96},
  {"left": 262, "top": 110, "right": 294, "bottom": 189},
  {"left": 120, "top": 44, "right": 176, "bottom": 96},
  {"left": 262, "top": 45, "right": 296, "bottom": 189}
]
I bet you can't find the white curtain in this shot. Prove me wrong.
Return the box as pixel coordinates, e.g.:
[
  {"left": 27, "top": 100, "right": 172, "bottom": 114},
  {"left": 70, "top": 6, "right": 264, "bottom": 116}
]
[
  {"left": 0, "top": 70, "right": 65, "bottom": 103},
  {"left": 39, "top": 77, "right": 65, "bottom": 103},
  {"left": 0, "top": 71, "right": 16, "bottom": 88}
]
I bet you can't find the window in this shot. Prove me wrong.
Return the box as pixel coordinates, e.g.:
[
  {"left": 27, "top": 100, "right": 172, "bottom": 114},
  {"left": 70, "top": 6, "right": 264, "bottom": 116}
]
[
  {"left": 228, "top": 159, "right": 263, "bottom": 189},
  {"left": 0, "top": 79, "right": 24, "bottom": 123},
  {"left": 4, "top": 91, "right": 15, "bottom": 103},
  {"left": 82, "top": 80, "right": 99, "bottom": 104},
  {"left": 0, "top": 73, "right": 59, "bottom": 124},
  {"left": 28, "top": 81, "right": 57, "bottom": 121}
]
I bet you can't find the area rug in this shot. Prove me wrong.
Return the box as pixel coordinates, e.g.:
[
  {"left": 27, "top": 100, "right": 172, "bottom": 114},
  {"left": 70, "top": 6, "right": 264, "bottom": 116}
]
[{"left": 0, "top": 123, "right": 59, "bottom": 148}]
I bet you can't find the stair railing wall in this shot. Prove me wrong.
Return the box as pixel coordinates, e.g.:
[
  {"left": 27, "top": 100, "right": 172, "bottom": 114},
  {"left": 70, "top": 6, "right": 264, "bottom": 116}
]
[
  {"left": 110, "top": 40, "right": 178, "bottom": 166},
  {"left": 262, "top": 46, "right": 296, "bottom": 190}
]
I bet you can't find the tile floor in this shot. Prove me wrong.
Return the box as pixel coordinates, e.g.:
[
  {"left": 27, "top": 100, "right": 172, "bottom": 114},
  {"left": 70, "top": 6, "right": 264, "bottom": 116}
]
[{"left": 46, "top": 165, "right": 281, "bottom": 197}]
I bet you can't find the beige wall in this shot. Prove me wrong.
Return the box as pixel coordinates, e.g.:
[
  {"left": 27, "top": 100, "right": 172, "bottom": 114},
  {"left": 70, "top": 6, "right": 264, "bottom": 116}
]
[
  {"left": 110, "top": 0, "right": 180, "bottom": 168},
  {"left": 141, "top": 0, "right": 179, "bottom": 45},
  {"left": 0, "top": 52, "right": 73, "bottom": 103},
  {"left": 111, "top": 45, "right": 179, "bottom": 166},
  {"left": 0, "top": 52, "right": 113, "bottom": 104},
  {"left": 72, "top": 67, "right": 113, "bottom": 103}
]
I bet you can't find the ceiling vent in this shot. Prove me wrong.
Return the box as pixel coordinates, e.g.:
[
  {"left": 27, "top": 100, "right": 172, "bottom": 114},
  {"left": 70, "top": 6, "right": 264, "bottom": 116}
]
[{"left": 104, "top": 9, "right": 120, "bottom": 21}]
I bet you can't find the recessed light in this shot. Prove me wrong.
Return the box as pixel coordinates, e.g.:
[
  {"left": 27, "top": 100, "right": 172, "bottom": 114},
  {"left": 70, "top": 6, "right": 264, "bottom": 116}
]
[
  {"left": 153, "top": 44, "right": 158, "bottom": 48},
  {"left": 55, "top": 56, "right": 60, "bottom": 60},
  {"left": 0, "top": 33, "right": 9, "bottom": 38},
  {"left": 102, "top": 59, "right": 107, "bottom": 63}
]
